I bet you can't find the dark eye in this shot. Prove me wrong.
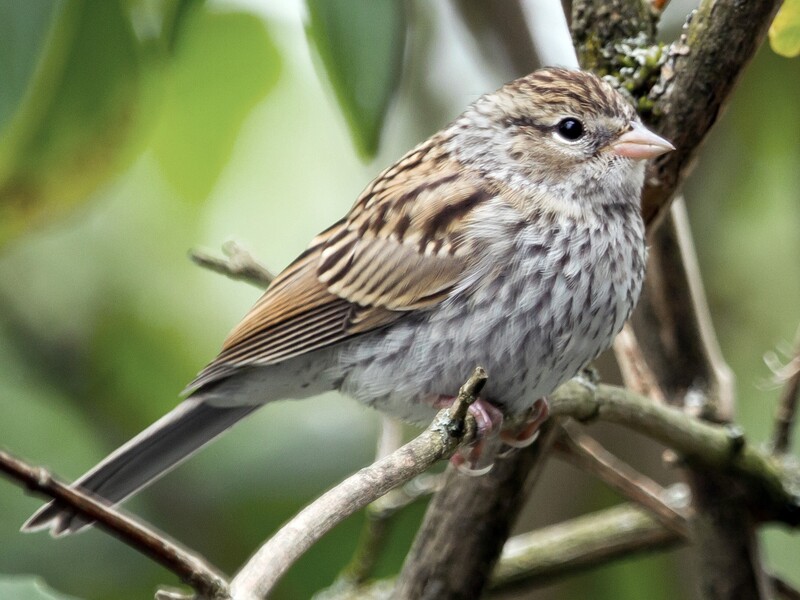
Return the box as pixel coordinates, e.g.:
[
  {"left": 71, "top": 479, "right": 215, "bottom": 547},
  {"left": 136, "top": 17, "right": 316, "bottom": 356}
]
[{"left": 556, "top": 117, "right": 584, "bottom": 141}]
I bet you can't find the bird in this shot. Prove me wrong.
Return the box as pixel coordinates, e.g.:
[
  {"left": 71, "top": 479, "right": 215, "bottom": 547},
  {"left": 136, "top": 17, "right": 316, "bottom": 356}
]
[{"left": 24, "top": 67, "right": 673, "bottom": 535}]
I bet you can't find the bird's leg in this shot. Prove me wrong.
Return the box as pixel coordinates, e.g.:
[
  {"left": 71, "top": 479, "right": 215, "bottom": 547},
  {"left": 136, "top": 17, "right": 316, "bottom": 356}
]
[
  {"left": 499, "top": 397, "right": 550, "bottom": 449},
  {"left": 434, "top": 396, "right": 504, "bottom": 476}
]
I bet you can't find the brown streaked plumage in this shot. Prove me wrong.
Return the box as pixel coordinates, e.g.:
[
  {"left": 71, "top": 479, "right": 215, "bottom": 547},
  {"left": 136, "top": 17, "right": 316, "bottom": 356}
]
[
  {"left": 24, "top": 68, "right": 674, "bottom": 535},
  {"left": 189, "top": 134, "right": 495, "bottom": 390}
]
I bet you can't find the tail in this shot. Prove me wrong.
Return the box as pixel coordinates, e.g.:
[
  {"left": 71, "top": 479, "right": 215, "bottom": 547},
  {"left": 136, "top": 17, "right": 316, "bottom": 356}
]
[{"left": 22, "top": 396, "right": 258, "bottom": 535}]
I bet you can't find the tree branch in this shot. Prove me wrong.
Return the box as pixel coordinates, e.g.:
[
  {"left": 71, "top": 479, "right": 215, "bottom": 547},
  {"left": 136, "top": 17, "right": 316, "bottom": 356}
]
[
  {"left": 228, "top": 368, "right": 486, "bottom": 600},
  {"left": 555, "top": 422, "right": 690, "bottom": 537},
  {"left": 631, "top": 199, "right": 770, "bottom": 599},
  {"left": 770, "top": 328, "right": 800, "bottom": 455},
  {"left": 642, "top": 0, "right": 783, "bottom": 227},
  {"left": 0, "top": 450, "right": 230, "bottom": 599},
  {"left": 11, "top": 377, "right": 798, "bottom": 598},
  {"left": 549, "top": 381, "right": 800, "bottom": 526},
  {"left": 490, "top": 501, "right": 682, "bottom": 590},
  {"left": 321, "top": 498, "right": 687, "bottom": 600},
  {"left": 189, "top": 241, "right": 274, "bottom": 289},
  {"left": 395, "top": 420, "right": 560, "bottom": 599},
  {"left": 613, "top": 323, "right": 667, "bottom": 404}
]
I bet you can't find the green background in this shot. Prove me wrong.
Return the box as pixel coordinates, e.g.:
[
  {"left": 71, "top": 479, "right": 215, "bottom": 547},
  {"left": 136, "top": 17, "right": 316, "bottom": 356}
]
[{"left": 0, "top": 1, "right": 797, "bottom": 598}]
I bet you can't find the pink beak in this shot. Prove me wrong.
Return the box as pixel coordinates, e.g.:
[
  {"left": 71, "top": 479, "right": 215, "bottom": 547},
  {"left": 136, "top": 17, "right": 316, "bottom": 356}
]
[{"left": 611, "top": 121, "right": 675, "bottom": 160}]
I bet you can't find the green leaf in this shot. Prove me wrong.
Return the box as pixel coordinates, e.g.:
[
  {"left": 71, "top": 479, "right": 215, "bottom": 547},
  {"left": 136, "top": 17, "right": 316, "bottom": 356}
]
[
  {"left": 0, "top": 576, "right": 82, "bottom": 600},
  {"left": 770, "top": 0, "right": 800, "bottom": 57},
  {"left": 0, "top": 1, "right": 60, "bottom": 133},
  {"left": 150, "top": 6, "right": 281, "bottom": 202},
  {"left": 306, "top": 0, "right": 406, "bottom": 159},
  {"left": 0, "top": 1, "right": 166, "bottom": 245}
]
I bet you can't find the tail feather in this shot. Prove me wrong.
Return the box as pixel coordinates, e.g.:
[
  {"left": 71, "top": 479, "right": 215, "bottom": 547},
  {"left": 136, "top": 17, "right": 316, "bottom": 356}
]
[{"left": 22, "top": 396, "right": 258, "bottom": 535}]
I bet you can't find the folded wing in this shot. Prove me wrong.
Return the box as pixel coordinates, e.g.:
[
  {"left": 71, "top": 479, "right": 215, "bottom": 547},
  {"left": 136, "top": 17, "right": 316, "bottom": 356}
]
[{"left": 188, "top": 138, "right": 492, "bottom": 392}]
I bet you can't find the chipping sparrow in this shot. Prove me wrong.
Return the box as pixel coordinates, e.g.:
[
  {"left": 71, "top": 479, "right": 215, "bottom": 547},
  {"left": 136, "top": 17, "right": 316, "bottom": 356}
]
[{"left": 25, "top": 68, "right": 673, "bottom": 534}]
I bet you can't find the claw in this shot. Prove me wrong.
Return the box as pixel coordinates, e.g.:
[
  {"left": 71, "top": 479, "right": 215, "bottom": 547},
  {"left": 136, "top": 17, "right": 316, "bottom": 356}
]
[
  {"left": 500, "top": 398, "right": 550, "bottom": 449},
  {"left": 501, "top": 429, "right": 540, "bottom": 449},
  {"left": 437, "top": 396, "right": 552, "bottom": 474},
  {"left": 436, "top": 395, "right": 504, "bottom": 474},
  {"left": 451, "top": 450, "right": 495, "bottom": 476},
  {"left": 455, "top": 461, "right": 494, "bottom": 476},
  {"left": 468, "top": 398, "right": 504, "bottom": 435}
]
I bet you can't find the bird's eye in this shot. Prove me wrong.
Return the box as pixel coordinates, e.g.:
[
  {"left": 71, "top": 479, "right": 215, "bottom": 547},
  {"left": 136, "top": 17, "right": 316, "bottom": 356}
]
[{"left": 556, "top": 118, "right": 584, "bottom": 141}]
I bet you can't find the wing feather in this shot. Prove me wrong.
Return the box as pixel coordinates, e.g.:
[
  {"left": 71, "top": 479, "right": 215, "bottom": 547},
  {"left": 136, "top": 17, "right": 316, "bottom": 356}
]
[{"left": 187, "top": 135, "right": 496, "bottom": 393}]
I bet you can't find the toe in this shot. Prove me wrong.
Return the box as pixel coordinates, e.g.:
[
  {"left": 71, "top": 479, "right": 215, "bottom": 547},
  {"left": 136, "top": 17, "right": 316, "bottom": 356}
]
[{"left": 500, "top": 398, "right": 550, "bottom": 448}]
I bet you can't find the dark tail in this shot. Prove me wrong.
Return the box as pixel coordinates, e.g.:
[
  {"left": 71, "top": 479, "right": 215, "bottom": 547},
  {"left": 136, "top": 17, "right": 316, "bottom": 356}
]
[{"left": 22, "top": 396, "right": 258, "bottom": 535}]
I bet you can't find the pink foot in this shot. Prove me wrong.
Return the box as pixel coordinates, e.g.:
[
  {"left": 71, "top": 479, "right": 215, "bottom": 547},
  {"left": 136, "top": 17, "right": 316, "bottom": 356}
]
[
  {"left": 435, "top": 396, "right": 504, "bottom": 475},
  {"left": 500, "top": 398, "right": 550, "bottom": 449}
]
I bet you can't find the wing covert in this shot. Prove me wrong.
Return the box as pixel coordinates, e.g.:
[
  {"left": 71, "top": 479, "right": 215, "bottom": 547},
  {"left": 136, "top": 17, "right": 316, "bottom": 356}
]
[{"left": 188, "top": 137, "right": 493, "bottom": 392}]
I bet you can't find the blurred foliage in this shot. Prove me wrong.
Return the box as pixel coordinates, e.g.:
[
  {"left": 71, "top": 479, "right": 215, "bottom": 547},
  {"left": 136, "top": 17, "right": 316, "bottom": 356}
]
[
  {"left": 0, "top": 1, "right": 797, "bottom": 600},
  {"left": 0, "top": 576, "right": 80, "bottom": 600},
  {"left": 770, "top": 0, "right": 800, "bottom": 57},
  {"left": 151, "top": 5, "right": 281, "bottom": 201},
  {"left": 305, "top": 0, "right": 406, "bottom": 158},
  {"left": 0, "top": 0, "right": 162, "bottom": 244},
  {"left": 0, "top": 0, "right": 279, "bottom": 243}
]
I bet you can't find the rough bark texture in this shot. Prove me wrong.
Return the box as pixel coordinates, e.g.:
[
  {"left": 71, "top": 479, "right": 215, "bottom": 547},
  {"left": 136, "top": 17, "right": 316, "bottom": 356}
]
[
  {"left": 685, "top": 469, "right": 773, "bottom": 600},
  {"left": 394, "top": 423, "right": 558, "bottom": 600},
  {"left": 642, "top": 0, "right": 783, "bottom": 227},
  {"left": 571, "top": 0, "right": 656, "bottom": 68}
]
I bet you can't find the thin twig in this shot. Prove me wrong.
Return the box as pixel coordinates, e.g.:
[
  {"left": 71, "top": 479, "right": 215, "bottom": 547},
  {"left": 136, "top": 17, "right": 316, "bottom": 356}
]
[
  {"left": 338, "top": 511, "right": 394, "bottom": 590},
  {"left": 491, "top": 500, "right": 683, "bottom": 589},
  {"left": 672, "top": 199, "right": 737, "bottom": 418},
  {"left": 0, "top": 450, "right": 229, "bottom": 599},
  {"left": 613, "top": 323, "right": 667, "bottom": 404},
  {"left": 334, "top": 472, "right": 444, "bottom": 591},
  {"left": 189, "top": 241, "right": 274, "bottom": 289},
  {"left": 370, "top": 472, "right": 444, "bottom": 518},
  {"left": 320, "top": 498, "right": 688, "bottom": 600},
  {"left": 555, "top": 423, "right": 690, "bottom": 537},
  {"left": 549, "top": 381, "right": 800, "bottom": 525},
  {"left": 341, "top": 419, "right": 445, "bottom": 586},
  {"left": 229, "top": 368, "right": 487, "bottom": 600},
  {"left": 520, "top": 0, "right": 579, "bottom": 67},
  {"left": 375, "top": 416, "right": 404, "bottom": 460},
  {"left": 770, "top": 328, "right": 800, "bottom": 455},
  {"left": 338, "top": 415, "right": 408, "bottom": 585}
]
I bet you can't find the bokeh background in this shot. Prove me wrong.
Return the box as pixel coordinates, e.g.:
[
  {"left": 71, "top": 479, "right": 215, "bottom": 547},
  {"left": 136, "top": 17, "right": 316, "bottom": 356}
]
[{"left": 0, "top": 1, "right": 798, "bottom": 598}]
